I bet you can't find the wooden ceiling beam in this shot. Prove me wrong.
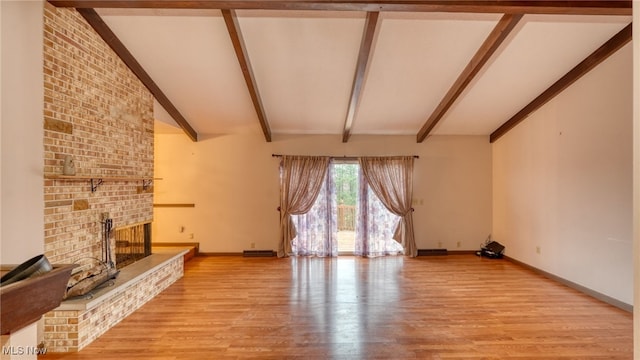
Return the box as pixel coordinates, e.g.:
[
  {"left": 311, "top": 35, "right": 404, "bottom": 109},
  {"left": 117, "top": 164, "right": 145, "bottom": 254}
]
[
  {"left": 48, "top": 1, "right": 632, "bottom": 16},
  {"left": 490, "top": 23, "right": 632, "bottom": 143},
  {"left": 77, "top": 8, "right": 199, "bottom": 141},
  {"left": 222, "top": 9, "right": 272, "bottom": 142},
  {"left": 416, "top": 13, "right": 522, "bottom": 143},
  {"left": 343, "top": 11, "right": 379, "bottom": 143}
]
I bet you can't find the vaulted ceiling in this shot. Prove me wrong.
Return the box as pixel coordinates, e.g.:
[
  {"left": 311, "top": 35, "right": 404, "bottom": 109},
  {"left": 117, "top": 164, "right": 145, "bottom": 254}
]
[{"left": 47, "top": 1, "right": 633, "bottom": 143}]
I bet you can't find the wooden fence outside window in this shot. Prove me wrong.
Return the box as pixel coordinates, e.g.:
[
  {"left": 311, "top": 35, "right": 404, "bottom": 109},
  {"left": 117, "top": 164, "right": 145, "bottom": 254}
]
[{"left": 338, "top": 205, "right": 355, "bottom": 231}]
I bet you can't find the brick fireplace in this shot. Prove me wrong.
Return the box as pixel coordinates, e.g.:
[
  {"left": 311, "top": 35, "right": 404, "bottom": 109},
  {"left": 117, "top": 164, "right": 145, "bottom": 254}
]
[
  {"left": 41, "top": 4, "right": 182, "bottom": 352},
  {"left": 43, "top": 3, "right": 154, "bottom": 266}
]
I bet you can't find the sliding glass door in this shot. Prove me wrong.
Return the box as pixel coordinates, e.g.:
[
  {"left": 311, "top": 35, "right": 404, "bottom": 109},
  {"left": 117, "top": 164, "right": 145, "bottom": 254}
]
[{"left": 291, "top": 160, "right": 403, "bottom": 257}]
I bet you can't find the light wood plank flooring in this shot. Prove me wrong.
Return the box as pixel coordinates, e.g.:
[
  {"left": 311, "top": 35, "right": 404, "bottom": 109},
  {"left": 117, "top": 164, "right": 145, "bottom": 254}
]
[{"left": 41, "top": 255, "right": 632, "bottom": 359}]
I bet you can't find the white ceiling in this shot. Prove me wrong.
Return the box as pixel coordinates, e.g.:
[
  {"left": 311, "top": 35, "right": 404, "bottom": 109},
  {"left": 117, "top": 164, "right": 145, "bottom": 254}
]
[{"left": 95, "top": 8, "right": 631, "bottom": 139}]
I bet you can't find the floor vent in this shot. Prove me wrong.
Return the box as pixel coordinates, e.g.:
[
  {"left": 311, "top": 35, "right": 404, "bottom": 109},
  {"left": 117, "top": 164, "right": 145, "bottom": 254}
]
[
  {"left": 242, "top": 250, "right": 276, "bottom": 257},
  {"left": 417, "top": 249, "right": 448, "bottom": 256}
]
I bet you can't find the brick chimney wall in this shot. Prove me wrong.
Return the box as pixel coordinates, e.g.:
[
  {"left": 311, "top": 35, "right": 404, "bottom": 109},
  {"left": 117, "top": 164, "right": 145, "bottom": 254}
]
[{"left": 43, "top": 3, "right": 154, "bottom": 265}]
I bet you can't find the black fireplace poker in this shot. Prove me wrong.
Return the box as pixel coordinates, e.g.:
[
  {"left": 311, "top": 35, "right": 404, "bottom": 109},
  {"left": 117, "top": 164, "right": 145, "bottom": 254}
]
[{"left": 102, "top": 218, "right": 114, "bottom": 268}]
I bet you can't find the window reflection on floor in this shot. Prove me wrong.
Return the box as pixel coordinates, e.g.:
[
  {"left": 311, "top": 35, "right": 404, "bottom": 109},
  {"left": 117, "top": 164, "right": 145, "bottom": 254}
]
[{"left": 289, "top": 256, "right": 404, "bottom": 357}]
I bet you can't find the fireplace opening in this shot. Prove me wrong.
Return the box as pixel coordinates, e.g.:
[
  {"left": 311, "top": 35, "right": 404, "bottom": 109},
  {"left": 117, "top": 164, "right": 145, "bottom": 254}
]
[{"left": 115, "top": 223, "right": 152, "bottom": 269}]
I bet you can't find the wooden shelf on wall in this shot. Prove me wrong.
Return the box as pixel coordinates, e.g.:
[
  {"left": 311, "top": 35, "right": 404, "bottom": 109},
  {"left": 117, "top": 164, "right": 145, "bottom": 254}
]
[
  {"left": 45, "top": 174, "right": 152, "bottom": 182},
  {"left": 153, "top": 204, "right": 195, "bottom": 208},
  {"left": 44, "top": 174, "right": 153, "bottom": 193}
]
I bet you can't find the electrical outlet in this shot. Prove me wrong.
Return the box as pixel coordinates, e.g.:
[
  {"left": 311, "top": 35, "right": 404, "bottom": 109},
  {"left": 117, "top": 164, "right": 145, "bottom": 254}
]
[
  {"left": 456, "top": 241, "right": 461, "bottom": 248},
  {"left": 189, "top": 233, "right": 194, "bottom": 239},
  {"left": 536, "top": 246, "right": 541, "bottom": 254},
  {"left": 438, "top": 241, "right": 442, "bottom": 248},
  {"left": 250, "top": 242, "right": 255, "bottom": 249}
]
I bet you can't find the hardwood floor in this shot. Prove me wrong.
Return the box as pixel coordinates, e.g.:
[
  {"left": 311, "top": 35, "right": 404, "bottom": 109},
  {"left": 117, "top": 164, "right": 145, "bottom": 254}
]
[{"left": 40, "top": 255, "right": 632, "bottom": 359}]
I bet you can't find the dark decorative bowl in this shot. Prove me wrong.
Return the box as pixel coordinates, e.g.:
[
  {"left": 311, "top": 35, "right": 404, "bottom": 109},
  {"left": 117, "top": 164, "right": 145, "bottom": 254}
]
[{"left": 0, "top": 254, "right": 53, "bottom": 287}]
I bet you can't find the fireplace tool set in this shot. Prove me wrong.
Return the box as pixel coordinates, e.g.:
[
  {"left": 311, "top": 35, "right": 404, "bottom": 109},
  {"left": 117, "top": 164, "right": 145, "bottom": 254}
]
[{"left": 63, "top": 215, "right": 120, "bottom": 299}]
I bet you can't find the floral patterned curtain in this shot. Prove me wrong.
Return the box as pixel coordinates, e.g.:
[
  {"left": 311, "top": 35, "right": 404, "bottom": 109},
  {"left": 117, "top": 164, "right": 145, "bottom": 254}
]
[
  {"left": 291, "top": 164, "right": 338, "bottom": 257},
  {"left": 355, "top": 179, "right": 404, "bottom": 257},
  {"left": 278, "top": 156, "right": 330, "bottom": 257},
  {"left": 358, "top": 156, "right": 417, "bottom": 257}
]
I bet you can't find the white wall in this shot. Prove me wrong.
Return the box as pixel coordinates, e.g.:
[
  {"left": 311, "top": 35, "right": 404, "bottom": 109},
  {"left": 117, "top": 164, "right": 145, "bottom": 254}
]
[
  {"left": 1, "top": 0, "right": 45, "bottom": 262},
  {"left": 632, "top": 1, "right": 639, "bottom": 357},
  {"left": 493, "top": 43, "right": 633, "bottom": 305},
  {"left": 0, "top": 0, "right": 45, "bottom": 358},
  {"left": 1, "top": 0, "right": 3, "bottom": 267},
  {"left": 153, "top": 131, "right": 492, "bottom": 253}
]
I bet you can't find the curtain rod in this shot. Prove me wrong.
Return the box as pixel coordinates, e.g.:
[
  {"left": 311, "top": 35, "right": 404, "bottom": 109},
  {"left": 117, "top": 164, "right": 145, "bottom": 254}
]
[{"left": 271, "top": 154, "right": 419, "bottom": 159}]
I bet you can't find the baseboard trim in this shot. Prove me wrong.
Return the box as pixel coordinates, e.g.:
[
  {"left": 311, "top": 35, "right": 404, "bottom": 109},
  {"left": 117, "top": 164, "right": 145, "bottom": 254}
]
[
  {"left": 199, "top": 252, "right": 281, "bottom": 257},
  {"left": 505, "top": 256, "right": 632, "bottom": 313},
  {"left": 448, "top": 250, "right": 477, "bottom": 255},
  {"left": 199, "top": 252, "right": 243, "bottom": 256},
  {"left": 243, "top": 250, "right": 277, "bottom": 257},
  {"left": 417, "top": 248, "right": 448, "bottom": 256}
]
